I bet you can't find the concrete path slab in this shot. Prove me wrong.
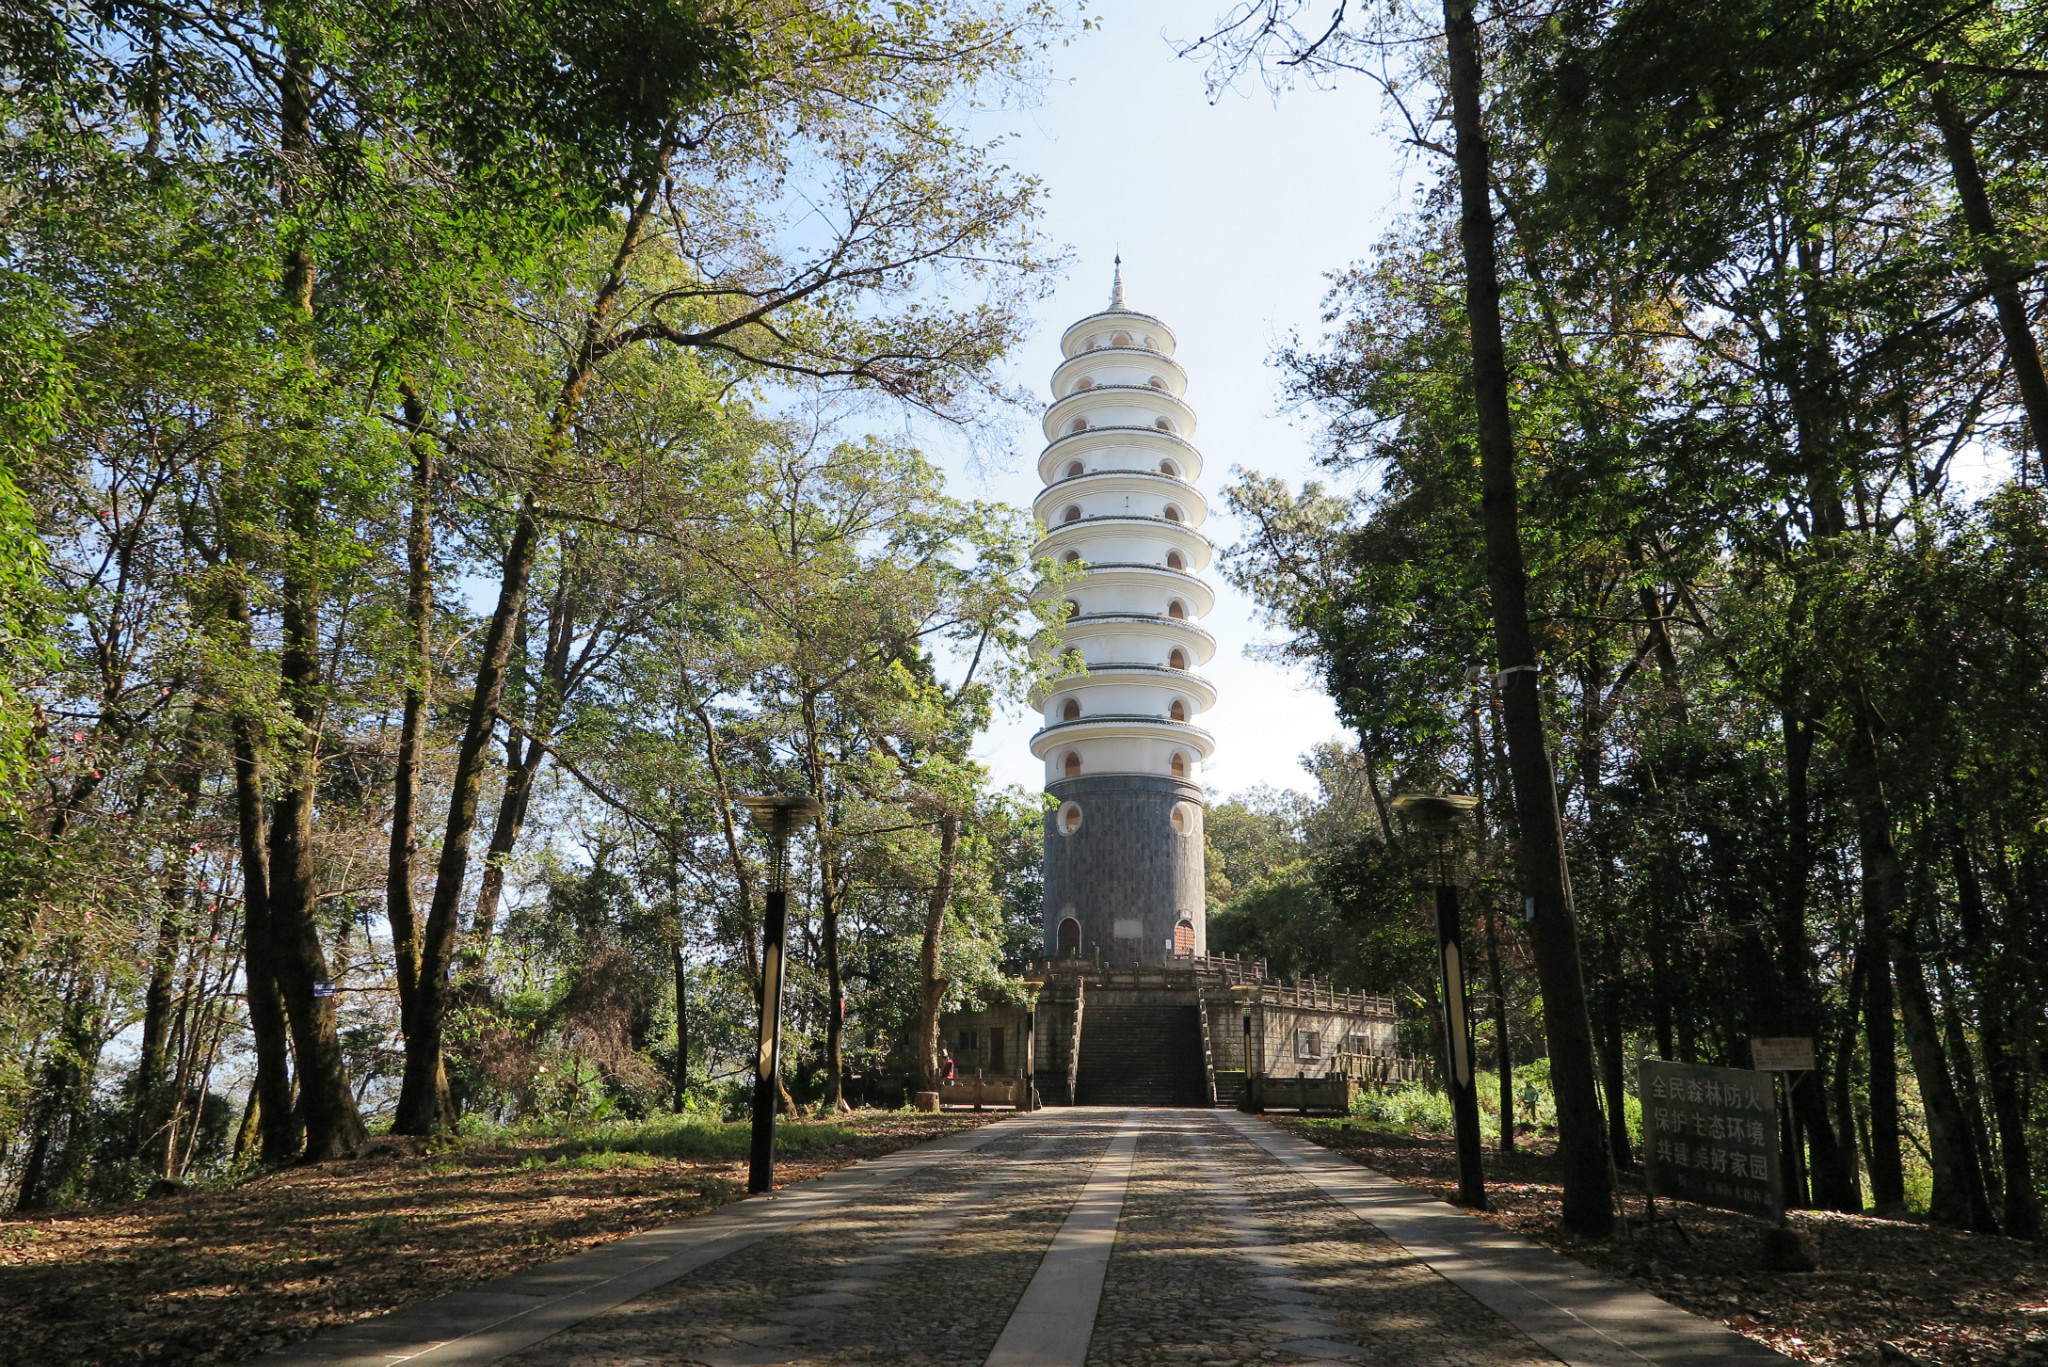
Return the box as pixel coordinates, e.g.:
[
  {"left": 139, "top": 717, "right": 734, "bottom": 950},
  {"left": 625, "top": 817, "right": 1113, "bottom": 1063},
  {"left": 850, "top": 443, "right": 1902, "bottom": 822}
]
[{"left": 1220, "top": 1111, "right": 1789, "bottom": 1367}]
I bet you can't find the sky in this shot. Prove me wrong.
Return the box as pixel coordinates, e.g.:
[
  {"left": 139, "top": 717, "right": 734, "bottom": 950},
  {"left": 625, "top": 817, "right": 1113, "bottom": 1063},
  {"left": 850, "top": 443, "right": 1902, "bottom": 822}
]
[{"left": 934, "top": 1, "right": 1415, "bottom": 801}]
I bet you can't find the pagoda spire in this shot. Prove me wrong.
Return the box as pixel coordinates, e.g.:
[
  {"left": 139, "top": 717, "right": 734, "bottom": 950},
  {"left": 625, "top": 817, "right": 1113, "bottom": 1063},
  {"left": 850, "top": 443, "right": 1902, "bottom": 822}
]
[{"left": 1109, "top": 254, "right": 1125, "bottom": 309}]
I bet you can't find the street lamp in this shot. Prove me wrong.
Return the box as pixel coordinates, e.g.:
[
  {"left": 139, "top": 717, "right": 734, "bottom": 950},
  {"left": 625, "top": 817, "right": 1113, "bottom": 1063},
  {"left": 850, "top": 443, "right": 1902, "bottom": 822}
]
[
  {"left": 1020, "top": 976, "right": 1044, "bottom": 1111},
  {"left": 739, "top": 793, "right": 821, "bottom": 1195},
  {"left": 1391, "top": 790, "right": 1486, "bottom": 1208},
  {"left": 1231, "top": 982, "right": 1260, "bottom": 1113}
]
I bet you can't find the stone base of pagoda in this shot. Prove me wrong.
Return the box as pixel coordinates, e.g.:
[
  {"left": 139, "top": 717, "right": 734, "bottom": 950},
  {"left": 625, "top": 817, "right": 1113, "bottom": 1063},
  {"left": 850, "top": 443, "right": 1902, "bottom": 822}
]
[{"left": 1042, "top": 774, "right": 1206, "bottom": 967}]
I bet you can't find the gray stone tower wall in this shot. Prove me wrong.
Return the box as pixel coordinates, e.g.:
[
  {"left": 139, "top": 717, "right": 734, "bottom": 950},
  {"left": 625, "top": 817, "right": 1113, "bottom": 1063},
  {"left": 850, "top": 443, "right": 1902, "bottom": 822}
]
[{"left": 1042, "top": 774, "right": 1205, "bottom": 967}]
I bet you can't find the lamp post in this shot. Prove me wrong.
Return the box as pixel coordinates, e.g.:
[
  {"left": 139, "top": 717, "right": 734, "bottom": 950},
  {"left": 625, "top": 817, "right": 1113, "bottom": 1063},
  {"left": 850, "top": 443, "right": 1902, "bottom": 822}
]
[
  {"left": 1020, "top": 976, "right": 1044, "bottom": 1111},
  {"left": 1231, "top": 982, "right": 1260, "bottom": 1113},
  {"left": 1391, "top": 791, "right": 1486, "bottom": 1208},
  {"left": 739, "top": 794, "right": 821, "bottom": 1195}
]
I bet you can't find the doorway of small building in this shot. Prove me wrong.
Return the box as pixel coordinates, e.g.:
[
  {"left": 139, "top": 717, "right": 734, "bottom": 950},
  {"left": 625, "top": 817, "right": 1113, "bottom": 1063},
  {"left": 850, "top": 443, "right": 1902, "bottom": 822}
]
[
  {"left": 1174, "top": 917, "right": 1196, "bottom": 956},
  {"left": 1058, "top": 916, "right": 1081, "bottom": 954},
  {"left": 989, "top": 1027, "right": 1006, "bottom": 1072}
]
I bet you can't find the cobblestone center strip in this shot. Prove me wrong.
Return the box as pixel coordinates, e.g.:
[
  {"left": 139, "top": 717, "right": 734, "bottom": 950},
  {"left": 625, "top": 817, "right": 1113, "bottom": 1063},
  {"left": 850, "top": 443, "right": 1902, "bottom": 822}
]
[
  {"left": 496, "top": 1110, "right": 1128, "bottom": 1367},
  {"left": 982, "top": 1111, "right": 1142, "bottom": 1367}
]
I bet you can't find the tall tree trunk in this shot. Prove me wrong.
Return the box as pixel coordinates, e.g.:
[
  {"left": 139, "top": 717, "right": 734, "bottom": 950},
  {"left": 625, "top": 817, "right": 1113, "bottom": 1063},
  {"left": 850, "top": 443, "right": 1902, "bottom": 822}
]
[
  {"left": 267, "top": 511, "right": 366, "bottom": 1159},
  {"left": 1575, "top": 654, "right": 1631, "bottom": 1169},
  {"left": 223, "top": 575, "right": 297, "bottom": 1166},
  {"left": 1930, "top": 83, "right": 2048, "bottom": 480},
  {"left": 14, "top": 977, "right": 90, "bottom": 1211},
  {"left": 262, "top": 40, "right": 366, "bottom": 1163},
  {"left": 388, "top": 392, "right": 434, "bottom": 1105},
  {"left": 1781, "top": 230, "right": 1915, "bottom": 1216},
  {"left": 394, "top": 162, "right": 669, "bottom": 1134},
  {"left": 1469, "top": 698, "right": 1513, "bottom": 1153},
  {"left": 1954, "top": 832, "right": 2041, "bottom": 1238},
  {"left": 694, "top": 694, "right": 759, "bottom": 986},
  {"left": 1484, "top": 901, "right": 1513, "bottom": 1152},
  {"left": 133, "top": 735, "right": 205, "bottom": 1170},
  {"left": 1933, "top": 951, "right": 2000, "bottom": 1213},
  {"left": 1891, "top": 916, "right": 1997, "bottom": 1231},
  {"left": 1832, "top": 949, "right": 1865, "bottom": 1210},
  {"left": 468, "top": 733, "right": 538, "bottom": 950},
  {"left": 132, "top": 906, "right": 181, "bottom": 1168},
  {"left": 1442, "top": 0, "right": 1611, "bottom": 1235},
  {"left": 1864, "top": 916, "right": 1907, "bottom": 1213},
  {"left": 802, "top": 696, "right": 848, "bottom": 1113},
  {"left": 1596, "top": 943, "right": 1630, "bottom": 1168},
  {"left": 470, "top": 570, "right": 574, "bottom": 949},
  {"left": 819, "top": 832, "right": 846, "bottom": 1112},
  {"left": 673, "top": 949, "right": 689, "bottom": 1107},
  {"left": 1843, "top": 701, "right": 1992, "bottom": 1229},
  {"left": 919, "top": 814, "right": 961, "bottom": 1092}
]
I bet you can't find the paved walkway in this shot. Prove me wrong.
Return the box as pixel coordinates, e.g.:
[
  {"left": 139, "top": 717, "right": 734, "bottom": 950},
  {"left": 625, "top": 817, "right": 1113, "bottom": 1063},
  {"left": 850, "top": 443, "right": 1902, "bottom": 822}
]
[{"left": 266, "top": 1110, "right": 1787, "bottom": 1367}]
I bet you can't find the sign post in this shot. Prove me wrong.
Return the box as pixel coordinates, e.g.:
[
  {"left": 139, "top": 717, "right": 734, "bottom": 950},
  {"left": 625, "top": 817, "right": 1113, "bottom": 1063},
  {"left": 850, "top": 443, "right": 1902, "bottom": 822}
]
[{"left": 1750, "top": 1037, "right": 1817, "bottom": 1209}]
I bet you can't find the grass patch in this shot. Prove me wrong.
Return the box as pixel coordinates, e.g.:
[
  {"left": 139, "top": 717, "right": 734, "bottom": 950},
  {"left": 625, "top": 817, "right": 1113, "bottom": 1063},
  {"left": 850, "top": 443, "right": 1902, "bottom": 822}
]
[
  {"left": 541, "top": 1113, "right": 867, "bottom": 1163},
  {"left": 555, "top": 1150, "right": 665, "bottom": 1172},
  {"left": 1349, "top": 1083, "right": 1459, "bottom": 1134}
]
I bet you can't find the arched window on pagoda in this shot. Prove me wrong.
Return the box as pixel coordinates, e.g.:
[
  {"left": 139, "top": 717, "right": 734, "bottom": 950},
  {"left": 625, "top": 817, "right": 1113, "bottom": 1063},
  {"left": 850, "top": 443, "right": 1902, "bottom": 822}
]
[
  {"left": 1168, "top": 648, "right": 1187, "bottom": 670},
  {"left": 1062, "top": 698, "right": 1081, "bottom": 722},
  {"left": 1170, "top": 700, "right": 1187, "bottom": 722},
  {"left": 1064, "top": 751, "right": 1082, "bottom": 778}
]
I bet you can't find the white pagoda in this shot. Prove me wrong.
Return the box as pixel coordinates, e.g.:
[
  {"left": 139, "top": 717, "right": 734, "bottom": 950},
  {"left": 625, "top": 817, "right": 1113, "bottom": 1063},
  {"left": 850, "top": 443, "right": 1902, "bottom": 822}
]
[{"left": 1031, "top": 261, "right": 1216, "bottom": 967}]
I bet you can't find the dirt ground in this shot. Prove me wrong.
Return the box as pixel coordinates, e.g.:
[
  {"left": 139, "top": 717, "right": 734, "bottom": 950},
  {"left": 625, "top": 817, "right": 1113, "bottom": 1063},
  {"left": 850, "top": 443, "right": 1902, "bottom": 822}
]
[
  {"left": 0, "top": 1112, "right": 990, "bottom": 1367},
  {"left": 1274, "top": 1116, "right": 2048, "bottom": 1367}
]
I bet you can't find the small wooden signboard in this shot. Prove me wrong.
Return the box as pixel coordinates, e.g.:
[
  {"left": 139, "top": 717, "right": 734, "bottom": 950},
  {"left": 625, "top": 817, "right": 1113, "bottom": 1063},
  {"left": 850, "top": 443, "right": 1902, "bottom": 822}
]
[
  {"left": 1640, "top": 1058, "right": 1783, "bottom": 1220},
  {"left": 1748, "top": 1037, "right": 1815, "bottom": 1071}
]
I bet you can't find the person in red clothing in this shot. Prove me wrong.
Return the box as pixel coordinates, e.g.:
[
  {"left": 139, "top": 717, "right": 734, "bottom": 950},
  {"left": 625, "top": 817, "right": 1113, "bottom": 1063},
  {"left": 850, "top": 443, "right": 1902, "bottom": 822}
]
[{"left": 941, "top": 1047, "right": 956, "bottom": 1082}]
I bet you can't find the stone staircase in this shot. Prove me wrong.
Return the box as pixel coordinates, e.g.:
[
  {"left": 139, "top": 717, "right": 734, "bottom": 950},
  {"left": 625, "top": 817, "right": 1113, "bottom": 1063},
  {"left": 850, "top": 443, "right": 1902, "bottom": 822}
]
[
  {"left": 1073, "top": 1003, "right": 1210, "bottom": 1106},
  {"left": 1213, "top": 1070, "right": 1247, "bottom": 1109}
]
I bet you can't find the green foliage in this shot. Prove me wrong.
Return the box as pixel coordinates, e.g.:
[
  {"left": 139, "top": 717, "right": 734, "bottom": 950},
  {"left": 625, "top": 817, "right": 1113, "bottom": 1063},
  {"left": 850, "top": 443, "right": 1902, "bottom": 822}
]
[
  {"left": 1199, "top": 0, "right": 2048, "bottom": 1229},
  {"left": 0, "top": 0, "right": 1073, "bottom": 1203}
]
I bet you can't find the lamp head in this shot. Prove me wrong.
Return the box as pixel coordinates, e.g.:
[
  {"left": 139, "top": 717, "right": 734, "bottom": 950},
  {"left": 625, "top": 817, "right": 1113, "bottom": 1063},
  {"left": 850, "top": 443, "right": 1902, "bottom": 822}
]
[
  {"left": 1389, "top": 792, "right": 1479, "bottom": 838},
  {"left": 738, "top": 794, "right": 822, "bottom": 839}
]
